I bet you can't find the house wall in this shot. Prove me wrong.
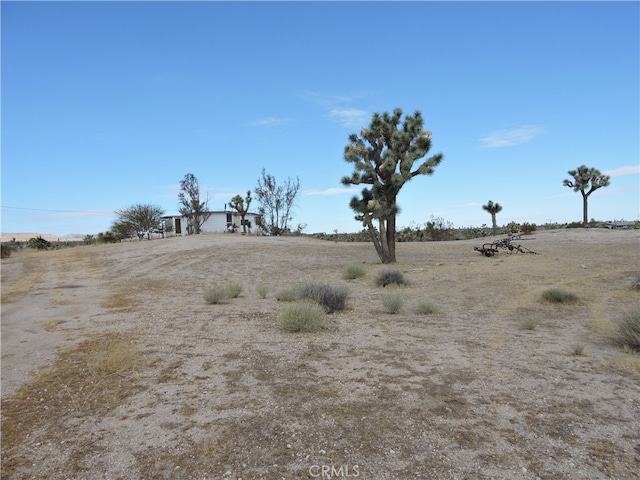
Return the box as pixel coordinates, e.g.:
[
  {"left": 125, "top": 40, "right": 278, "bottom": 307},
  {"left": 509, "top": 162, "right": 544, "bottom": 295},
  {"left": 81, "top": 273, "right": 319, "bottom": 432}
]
[{"left": 163, "top": 212, "right": 261, "bottom": 236}]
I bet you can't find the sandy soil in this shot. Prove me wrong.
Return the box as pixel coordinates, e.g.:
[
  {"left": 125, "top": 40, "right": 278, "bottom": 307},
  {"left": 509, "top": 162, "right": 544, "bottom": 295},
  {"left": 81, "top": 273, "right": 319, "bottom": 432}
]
[{"left": 1, "top": 229, "right": 639, "bottom": 479}]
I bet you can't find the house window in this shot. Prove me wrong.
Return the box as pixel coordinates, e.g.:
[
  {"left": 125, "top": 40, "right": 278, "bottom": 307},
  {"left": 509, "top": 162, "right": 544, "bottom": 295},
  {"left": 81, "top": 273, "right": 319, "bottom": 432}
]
[{"left": 226, "top": 213, "right": 232, "bottom": 225}]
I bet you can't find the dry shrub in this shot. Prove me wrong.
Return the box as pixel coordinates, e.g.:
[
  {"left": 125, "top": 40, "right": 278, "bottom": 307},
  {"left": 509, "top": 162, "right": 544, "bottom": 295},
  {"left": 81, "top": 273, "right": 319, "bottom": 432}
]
[
  {"left": 416, "top": 301, "right": 439, "bottom": 315},
  {"left": 540, "top": 288, "right": 580, "bottom": 304},
  {"left": 342, "top": 263, "right": 366, "bottom": 280},
  {"left": 382, "top": 293, "right": 404, "bottom": 314},
  {"left": 615, "top": 309, "right": 640, "bottom": 352},
  {"left": 298, "top": 282, "right": 349, "bottom": 313},
  {"left": 375, "top": 267, "right": 408, "bottom": 287},
  {"left": 203, "top": 283, "right": 243, "bottom": 304},
  {"left": 280, "top": 301, "right": 327, "bottom": 333}
]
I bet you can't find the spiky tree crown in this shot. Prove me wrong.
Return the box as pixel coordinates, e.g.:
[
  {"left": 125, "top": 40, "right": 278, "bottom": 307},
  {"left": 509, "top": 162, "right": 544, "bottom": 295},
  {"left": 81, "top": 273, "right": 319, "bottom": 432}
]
[
  {"left": 341, "top": 108, "right": 443, "bottom": 219},
  {"left": 563, "top": 165, "right": 610, "bottom": 196},
  {"left": 482, "top": 201, "right": 503, "bottom": 215}
]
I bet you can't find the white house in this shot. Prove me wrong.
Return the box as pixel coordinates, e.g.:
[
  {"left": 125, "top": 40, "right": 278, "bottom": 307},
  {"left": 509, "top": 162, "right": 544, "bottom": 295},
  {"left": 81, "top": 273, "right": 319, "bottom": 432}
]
[{"left": 162, "top": 211, "right": 262, "bottom": 236}]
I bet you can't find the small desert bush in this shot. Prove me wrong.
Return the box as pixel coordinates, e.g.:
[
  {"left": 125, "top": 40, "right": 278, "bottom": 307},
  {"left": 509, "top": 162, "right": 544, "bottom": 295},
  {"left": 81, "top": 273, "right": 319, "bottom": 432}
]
[
  {"left": 522, "top": 317, "right": 540, "bottom": 331},
  {"left": 571, "top": 344, "right": 586, "bottom": 356},
  {"left": 276, "top": 286, "right": 301, "bottom": 302},
  {"left": 225, "top": 282, "right": 243, "bottom": 299},
  {"left": 257, "top": 284, "right": 269, "bottom": 299},
  {"left": 298, "top": 282, "right": 349, "bottom": 313},
  {"left": 415, "top": 301, "right": 438, "bottom": 315},
  {"left": 540, "top": 288, "right": 580, "bottom": 304},
  {"left": 280, "top": 301, "right": 327, "bottom": 333},
  {"left": 615, "top": 310, "right": 640, "bottom": 352},
  {"left": 375, "top": 267, "right": 408, "bottom": 287},
  {"left": 342, "top": 263, "right": 366, "bottom": 280},
  {"left": 382, "top": 293, "right": 404, "bottom": 314},
  {"left": 204, "top": 283, "right": 243, "bottom": 304}
]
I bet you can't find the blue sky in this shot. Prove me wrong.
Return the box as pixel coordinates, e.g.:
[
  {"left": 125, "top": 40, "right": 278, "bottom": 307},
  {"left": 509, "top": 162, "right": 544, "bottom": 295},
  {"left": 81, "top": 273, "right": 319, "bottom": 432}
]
[{"left": 2, "top": 1, "right": 638, "bottom": 236}]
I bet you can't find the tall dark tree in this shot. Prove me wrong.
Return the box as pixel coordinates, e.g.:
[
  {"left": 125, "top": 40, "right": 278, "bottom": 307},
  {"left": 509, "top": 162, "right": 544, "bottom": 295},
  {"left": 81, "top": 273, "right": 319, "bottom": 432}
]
[
  {"left": 113, "top": 203, "right": 165, "bottom": 240},
  {"left": 254, "top": 168, "right": 300, "bottom": 235},
  {"left": 178, "top": 173, "right": 211, "bottom": 234},
  {"left": 341, "top": 108, "right": 443, "bottom": 263},
  {"left": 563, "top": 165, "right": 611, "bottom": 227},
  {"left": 482, "top": 200, "right": 503, "bottom": 235},
  {"left": 229, "top": 190, "right": 253, "bottom": 234}
]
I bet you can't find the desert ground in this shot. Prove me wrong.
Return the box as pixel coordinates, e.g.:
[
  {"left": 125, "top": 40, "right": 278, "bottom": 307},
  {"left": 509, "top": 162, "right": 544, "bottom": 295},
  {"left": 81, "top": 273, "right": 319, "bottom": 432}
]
[{"left": 1, "top": 229, "right": 639, "bottom": 479}]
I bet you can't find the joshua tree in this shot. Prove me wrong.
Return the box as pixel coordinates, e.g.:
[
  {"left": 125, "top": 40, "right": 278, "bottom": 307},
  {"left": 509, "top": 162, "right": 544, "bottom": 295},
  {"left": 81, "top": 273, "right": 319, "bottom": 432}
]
[
  {"left": 482, "top": 200, "right": 503, "bottom": 235},
  {"left": 229, "top": 190, "right": 252, "bottom": 234},
  {"left": 341, "top": 108, "right": 443, "bottom": 263},
  {"left": 563, "top": 165, "right": 610, "bottom": 227}
]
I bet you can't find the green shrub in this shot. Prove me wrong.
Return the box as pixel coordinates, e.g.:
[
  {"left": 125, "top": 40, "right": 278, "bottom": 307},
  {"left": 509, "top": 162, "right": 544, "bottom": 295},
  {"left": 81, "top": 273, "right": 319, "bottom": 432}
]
[
  {"left": 280, "top": 301, "right": 327, "bottom": 333},
  {"left": 26, "top": 236, "right": 51, "bottom": 251},
  {"left": 540, "top": 288, "right": 580, "bottom": 304},
  {"left": 298, "top": 282, "right": 349, "bottom": 313},
  {"left": 342, "top": 263, "right": 366, "bottom": 280},
  {"left": 415, "top": 301, "right": 438, "bottom": 315},
  {"left": 203, "top": 283, "right": 243, "bottom": 304},
  {"left": 615, "top": 310, "right": 640, "bottom": 352},
  {"left": 382, "top": 294, "right": 404, "bottom": 314},
  {"left": 375, "top": 268, "right": 408, "bottom": 287}
]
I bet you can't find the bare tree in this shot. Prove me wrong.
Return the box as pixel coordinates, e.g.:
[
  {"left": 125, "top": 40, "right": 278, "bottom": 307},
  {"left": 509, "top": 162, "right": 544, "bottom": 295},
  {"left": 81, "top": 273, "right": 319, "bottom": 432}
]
[
  {"left": 178, "top": 173, "right": 211, "bottom": 234},
  {"left": 254, "top": 168, "right": 300, "bottom": 235}
]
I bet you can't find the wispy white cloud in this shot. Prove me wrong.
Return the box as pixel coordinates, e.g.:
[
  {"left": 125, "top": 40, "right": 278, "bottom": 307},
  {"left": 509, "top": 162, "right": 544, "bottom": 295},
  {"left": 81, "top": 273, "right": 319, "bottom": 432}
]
[
  {"left": 301, "top": 90, "right": 371, "bottom": 128},
  {"left": 250, "top": 116, "right": 292, "bottom": 127},
  {"left": 305, "top": 187, "right": 353, "bottom": 196},
  {"left": 328, "top": 108, "right": 369, "bottom": 128},
  {"left": 604, "top": 165, "right": 640, "bottom": 177},
  {"left": 479, "top": 125, "right": 546, "bottom": 148}
]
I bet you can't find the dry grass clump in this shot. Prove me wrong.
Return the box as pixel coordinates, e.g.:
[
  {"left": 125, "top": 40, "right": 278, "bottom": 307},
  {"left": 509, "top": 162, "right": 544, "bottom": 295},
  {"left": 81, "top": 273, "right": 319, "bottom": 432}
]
[
  {"left": 203, "top": 282, "right": 243, "bottom": 304},
  {"left": 276, "top": 286, "right": 301, "bottom": 302},
  {"left": 342, "top": 263, "right": 366, "bottom": 280},
  {"left": 375, "top": 267, "right": 408, "bottom": 287},
  {"left": 279, "top": 301, "right": 327, "bottom": 333},
  {"left": 256, "top": 284, "right": 269, "bottom": 299},
  {"left": 521, "top": 317, "right": 540, "bottom": 331},
  {"left": 298, "top": 282, "right": 349, "bottom": 313},
  {"left": 415, "top": 300, "right": 439, "bottom": 315},
  {"left": 382, "top": 293, "right": 404, "bottom": 314},
  {"left": 615, "top": 309, "right": 640, "bottom": 352},
  {"left": 540, "top": 288, "right": 580, "bottom": 304}
]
